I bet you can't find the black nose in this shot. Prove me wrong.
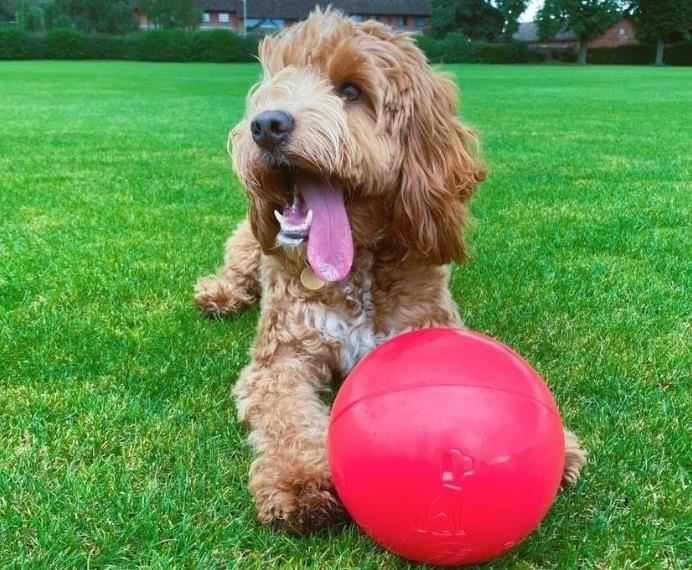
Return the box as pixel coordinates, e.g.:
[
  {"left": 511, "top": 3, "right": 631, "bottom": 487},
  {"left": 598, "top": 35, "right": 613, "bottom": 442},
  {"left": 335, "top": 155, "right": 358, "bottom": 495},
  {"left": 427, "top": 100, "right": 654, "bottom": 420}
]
[{"left": 250, "top": 110, "right": 294, "bottom": 148}]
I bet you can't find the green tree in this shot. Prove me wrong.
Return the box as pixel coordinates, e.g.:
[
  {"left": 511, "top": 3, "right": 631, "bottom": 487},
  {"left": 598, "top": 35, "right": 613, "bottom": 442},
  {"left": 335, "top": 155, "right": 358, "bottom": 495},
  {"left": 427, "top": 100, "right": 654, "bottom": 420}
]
[
  {"left": 632, "top": 0, "right": 692, "bottom": 65},
  {"left": 430, "top": 0, "right": 505, "bottom": 40},
  {"left": 16, "top": 0, "right": 45, "bottom": 31},
  {"left": 140, "top": 0, "right": 200, "bottom": 30},
  {"left": 1, "top": 0, "right": 16, "bottom": 20},
  {"left": 537, "top": 0, "right": 621, "bottom": 64},
  {"left": 44, "top": 1, "right": 71, "bottom": 29},
  {"left": 1, "top": 1, "right": 13, "bottom": 22},
  {"left": 53, "top": 0, "right": 136, "bottom": 33},
  {"left": 493, "top": 0, "right": 528, "bottom": 39}
]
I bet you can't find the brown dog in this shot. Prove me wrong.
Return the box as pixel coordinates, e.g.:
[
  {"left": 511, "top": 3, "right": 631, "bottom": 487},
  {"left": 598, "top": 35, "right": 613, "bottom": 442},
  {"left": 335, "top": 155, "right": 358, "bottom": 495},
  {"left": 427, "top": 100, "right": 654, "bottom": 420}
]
[{"left": 195, "top": 9, "right": 586, "bottom": 534}]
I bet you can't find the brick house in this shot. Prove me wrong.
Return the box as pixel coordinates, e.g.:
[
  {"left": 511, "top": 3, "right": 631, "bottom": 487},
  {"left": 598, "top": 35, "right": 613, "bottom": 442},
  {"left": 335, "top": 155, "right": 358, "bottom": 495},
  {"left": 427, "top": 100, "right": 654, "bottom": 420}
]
[
  {"left": 513, "top": 17, "right": 637, "bottom": 50},
  {"left": 135, "top": 1, "right": 430, "bottom": 34}
]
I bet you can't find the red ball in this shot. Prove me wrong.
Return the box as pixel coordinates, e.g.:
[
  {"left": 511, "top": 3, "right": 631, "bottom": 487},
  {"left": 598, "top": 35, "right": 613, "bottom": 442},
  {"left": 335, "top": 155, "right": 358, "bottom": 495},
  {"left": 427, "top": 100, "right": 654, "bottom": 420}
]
[{"left": 328, "top": 328, "right": 565, "bottom": 566}]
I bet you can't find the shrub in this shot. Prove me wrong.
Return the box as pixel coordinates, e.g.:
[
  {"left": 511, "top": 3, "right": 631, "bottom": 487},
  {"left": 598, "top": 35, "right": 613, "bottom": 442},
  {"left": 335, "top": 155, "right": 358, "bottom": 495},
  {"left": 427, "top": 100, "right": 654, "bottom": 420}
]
[
  {"left": 128, "top": 28, "right": 192, "bottom": 62},
  {"left": 190, "top": 29, "right": 258, "bottom": 63},
  {"left": 588, "top": 44, "right": 656, "bottom": 65},
  {"left": 414, "top": 34, "right": 447, "bottom": 63},
  {"left": 0, "top": 28, "right": 258, "bottom": 62},
  {"left": 89, "top": 34, "right": 129, "bottom": 60},
  {"left": 0, "top": 27, "right": 29, "bottom": 59},
  {"left": 548, "top": 48, "right": 577, "bottom": 63},
  {"left": 440, "top": 33, "right": 483, "bottom": 63},
  {"left": 478, "top": 42, "right": 535, "bottom": 63},
  {"left": 417, "top": 34, "right": 537, "bottom": 64},
  {"left": 666, "top": 41, "right": 692, "bottom": 66},
  {"left": 44, "top": 28, "right": 89, "bottom": 59},
  {"left": 527, "top": 46, "right": 577, "bottom": 63},
  {"left": 2, "top": 28, "right": 685, "bottom": 66}
]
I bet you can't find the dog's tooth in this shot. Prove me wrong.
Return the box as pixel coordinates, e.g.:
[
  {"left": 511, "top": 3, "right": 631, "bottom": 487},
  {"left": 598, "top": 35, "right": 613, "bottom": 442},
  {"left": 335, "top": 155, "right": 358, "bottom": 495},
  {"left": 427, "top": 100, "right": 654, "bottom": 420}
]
[
  {"left": 274, "top": 210, "right": 286, "bottom": 225},
  {"left": 305, "top": 210, "right": 313, "bottom": 227}
]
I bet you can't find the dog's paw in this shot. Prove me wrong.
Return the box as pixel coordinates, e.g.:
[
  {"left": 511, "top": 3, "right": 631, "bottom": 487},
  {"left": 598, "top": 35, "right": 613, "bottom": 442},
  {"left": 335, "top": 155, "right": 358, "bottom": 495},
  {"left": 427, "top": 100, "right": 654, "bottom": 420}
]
[
  {"left": 194, "top": 276, "right": 243, "bottom": 318},
  {"left": 562, "top": 429, "right": 587, "bottom": 487},
  {"left": 269, "top": 486, "right": 347, "bottom": 535},
  {"left": 250, "top": 454, "right": 348, "bottom": 535}
]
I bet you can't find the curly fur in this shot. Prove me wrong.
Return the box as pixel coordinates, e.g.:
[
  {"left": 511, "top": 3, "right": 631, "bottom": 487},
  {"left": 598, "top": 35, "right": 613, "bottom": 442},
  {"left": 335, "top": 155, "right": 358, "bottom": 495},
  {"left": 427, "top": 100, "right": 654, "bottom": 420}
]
[{"left": 194, "top": 9, "right": 586, "bottom": 534}]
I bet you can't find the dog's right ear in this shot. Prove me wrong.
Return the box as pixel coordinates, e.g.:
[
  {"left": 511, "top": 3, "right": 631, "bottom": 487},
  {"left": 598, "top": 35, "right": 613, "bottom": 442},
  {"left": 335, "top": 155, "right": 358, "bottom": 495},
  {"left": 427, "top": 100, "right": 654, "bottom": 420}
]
[{"left": 388, "top": 47, "right": 485, "bottom": 265}]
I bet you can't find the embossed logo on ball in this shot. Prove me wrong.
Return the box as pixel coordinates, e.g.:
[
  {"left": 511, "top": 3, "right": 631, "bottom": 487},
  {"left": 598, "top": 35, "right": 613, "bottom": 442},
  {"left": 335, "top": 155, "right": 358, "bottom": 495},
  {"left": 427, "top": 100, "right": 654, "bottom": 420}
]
[{"left": 416, "top": 449, "right": 475, "bottom": 537}]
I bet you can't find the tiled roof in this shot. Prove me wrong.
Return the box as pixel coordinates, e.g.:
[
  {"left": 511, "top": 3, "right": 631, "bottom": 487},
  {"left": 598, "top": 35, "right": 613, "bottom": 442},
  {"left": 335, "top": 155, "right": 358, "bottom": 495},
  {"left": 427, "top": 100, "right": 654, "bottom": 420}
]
[{"left": 513, "top": 21, "right": 578, "bottom": 42}]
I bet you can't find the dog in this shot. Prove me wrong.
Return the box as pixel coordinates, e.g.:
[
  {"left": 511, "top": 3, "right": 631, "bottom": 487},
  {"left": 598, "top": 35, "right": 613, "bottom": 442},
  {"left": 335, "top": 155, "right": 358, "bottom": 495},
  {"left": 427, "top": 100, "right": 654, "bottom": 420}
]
[{"left": 195, "top": 9, "right": 586, "bottom": 534}]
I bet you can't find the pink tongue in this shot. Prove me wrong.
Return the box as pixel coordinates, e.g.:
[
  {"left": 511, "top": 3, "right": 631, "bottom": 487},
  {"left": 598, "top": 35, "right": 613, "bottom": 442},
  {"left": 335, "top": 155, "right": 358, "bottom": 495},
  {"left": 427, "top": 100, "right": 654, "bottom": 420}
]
[{"left": 300, "top": 182, "right": 353, "bottom": 282}]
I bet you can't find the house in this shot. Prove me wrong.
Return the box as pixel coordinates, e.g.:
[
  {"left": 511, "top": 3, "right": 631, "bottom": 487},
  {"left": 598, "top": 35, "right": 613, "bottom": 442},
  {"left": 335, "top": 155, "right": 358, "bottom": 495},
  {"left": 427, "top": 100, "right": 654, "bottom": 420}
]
[
  {"left": 135, "top": 1, "right": 430, "bottom": 34},
  {"left": 513, "top": 17, "right": 637, "bottom": 50}
]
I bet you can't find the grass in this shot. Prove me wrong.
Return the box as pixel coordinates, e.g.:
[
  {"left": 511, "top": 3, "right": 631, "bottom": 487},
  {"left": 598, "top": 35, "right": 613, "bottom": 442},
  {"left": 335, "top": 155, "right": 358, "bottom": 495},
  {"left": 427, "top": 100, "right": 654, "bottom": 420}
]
[{"left": 0, "top": 60, "right": 690, "bottom": 568}]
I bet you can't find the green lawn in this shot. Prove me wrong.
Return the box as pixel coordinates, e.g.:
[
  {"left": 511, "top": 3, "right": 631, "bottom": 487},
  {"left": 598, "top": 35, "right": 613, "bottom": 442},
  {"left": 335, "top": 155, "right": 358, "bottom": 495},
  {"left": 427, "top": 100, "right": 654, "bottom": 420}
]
[{"left": 0, "top": 61, "right": 690, "bottom": 568}]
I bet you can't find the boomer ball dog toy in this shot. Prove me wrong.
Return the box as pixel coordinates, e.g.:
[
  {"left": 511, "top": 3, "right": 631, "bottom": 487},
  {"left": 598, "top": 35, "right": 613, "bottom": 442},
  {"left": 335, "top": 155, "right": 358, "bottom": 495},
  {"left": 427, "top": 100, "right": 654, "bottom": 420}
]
[{"left": 328, "top": 328, "right": 565, "bottom": 566}]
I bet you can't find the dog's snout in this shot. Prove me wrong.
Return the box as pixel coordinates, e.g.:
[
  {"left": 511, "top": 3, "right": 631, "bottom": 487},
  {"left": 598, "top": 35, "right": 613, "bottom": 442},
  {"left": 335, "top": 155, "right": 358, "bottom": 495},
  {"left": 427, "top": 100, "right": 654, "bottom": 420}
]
[{"left": 250, "top": 110, "right": 294, "bottom": 149}]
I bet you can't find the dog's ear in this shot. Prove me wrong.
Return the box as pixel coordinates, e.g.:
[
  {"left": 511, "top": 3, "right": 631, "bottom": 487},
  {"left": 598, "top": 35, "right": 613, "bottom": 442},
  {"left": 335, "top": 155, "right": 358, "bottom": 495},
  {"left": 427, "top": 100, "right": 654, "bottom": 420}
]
[
  {"left": 246, "top": 167, "right": 288, "bottom": 254},
  {"left": 389, "top": 55, "right": 485, "bottom": 265},
  {"left": 248, "top": 195, "right": 279, "bottom": 254},
  {"left": 230, "top": 116, "right": 285, "bottom": 254}
]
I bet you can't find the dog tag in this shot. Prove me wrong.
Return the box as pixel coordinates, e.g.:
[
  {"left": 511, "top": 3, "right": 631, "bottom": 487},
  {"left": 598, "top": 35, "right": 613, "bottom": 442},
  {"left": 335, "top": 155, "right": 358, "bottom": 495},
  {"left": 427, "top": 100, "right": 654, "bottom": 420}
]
[{"left": 300, "top": 267, "right": 325, "bottom": 290}]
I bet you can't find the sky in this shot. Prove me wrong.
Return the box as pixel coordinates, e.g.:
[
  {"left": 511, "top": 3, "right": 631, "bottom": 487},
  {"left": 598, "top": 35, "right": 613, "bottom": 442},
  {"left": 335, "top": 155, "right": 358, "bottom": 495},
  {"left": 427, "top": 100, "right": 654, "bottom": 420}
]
[{"left": 519, "top": 0, "right": 543, "bottom": 23}]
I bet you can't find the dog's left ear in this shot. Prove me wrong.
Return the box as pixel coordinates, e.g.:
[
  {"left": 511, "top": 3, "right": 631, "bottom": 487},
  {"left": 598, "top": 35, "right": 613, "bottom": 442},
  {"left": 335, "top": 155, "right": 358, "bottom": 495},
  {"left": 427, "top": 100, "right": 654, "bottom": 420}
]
[{"left": 389, "top": 53, "right": 485, "bottom": 265}]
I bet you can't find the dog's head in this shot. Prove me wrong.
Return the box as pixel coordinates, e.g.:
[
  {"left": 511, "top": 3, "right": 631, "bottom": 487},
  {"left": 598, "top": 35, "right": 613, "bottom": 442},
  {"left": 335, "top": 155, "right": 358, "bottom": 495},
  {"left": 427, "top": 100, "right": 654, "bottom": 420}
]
[{"left": 231, "top": 9, "right": 485, "bottom": 282}]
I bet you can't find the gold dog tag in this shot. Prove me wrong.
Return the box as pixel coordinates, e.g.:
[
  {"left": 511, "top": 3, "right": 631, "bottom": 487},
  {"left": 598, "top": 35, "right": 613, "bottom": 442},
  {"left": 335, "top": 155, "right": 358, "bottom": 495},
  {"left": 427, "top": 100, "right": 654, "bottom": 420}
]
[{"left": 300, "top": 267, "right": 325, "bottom": 290}]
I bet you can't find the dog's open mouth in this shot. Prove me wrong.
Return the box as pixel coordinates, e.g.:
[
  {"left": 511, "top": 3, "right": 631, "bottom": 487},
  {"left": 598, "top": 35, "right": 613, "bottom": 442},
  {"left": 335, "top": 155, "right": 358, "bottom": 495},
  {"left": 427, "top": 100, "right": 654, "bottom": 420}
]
[{"left": 274, "top": 170, "right": 354, "bottom": 283}]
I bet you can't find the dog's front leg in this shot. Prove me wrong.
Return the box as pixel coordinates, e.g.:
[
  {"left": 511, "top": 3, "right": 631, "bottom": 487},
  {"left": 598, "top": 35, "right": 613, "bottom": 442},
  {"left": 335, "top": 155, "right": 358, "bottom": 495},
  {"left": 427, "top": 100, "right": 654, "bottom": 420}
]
[
  {"left": 195, "top": 218, "right": 261, "bottom": 317},
  {"left": 233, "top": 328, "right": 344, "bottom": 534}
]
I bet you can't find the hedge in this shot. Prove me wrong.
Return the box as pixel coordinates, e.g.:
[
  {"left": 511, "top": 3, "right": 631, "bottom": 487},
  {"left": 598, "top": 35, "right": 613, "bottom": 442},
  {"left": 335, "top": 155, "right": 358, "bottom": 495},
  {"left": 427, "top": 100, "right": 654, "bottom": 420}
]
[
  {"left": 0, "top": 27, "right": 690, "bottom": 65},
  {"left": 416, "top": 33, "right": 542, "bottom": 64},
  {"left": 417, "top": 34, "right": 691, "bottom": 65},
  {"left": 587, "top": 44, "right": 656, "bottom": 65},
  {"left": 0, "top": 27, "right": 258, "bottom": 62},
  {"left": 666, "top": 42, "right": 692, "bottom": 66},
  {"left": 586, "top": 42, "right": 692, "bottom": 66},
  {"left": 44, "top": 28, "right": 89, "bottom": 59},
  {"left": 586, "top": 42, "right": 692, "bottom": 65},
  {"left": 0, "top": 27, "right": 41, "bottom": 58}
]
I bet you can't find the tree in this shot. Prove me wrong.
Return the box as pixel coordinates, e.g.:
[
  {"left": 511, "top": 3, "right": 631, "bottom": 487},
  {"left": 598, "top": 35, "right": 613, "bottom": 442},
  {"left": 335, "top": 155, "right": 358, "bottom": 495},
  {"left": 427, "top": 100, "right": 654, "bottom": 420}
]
[
  {"left": 493, "top": 0, "right": 528, "bottom": 39},
  {"left": 430, "top": 0, "right": 505, "bottom": 40},
  {"left": 44, "top": 1, "right": 71, "bottom": 29},
  {"left": 1, "top": 1, "right": 14, "bottom": 22},
  {"left": 537, "top": 0, "right": 621, "bottom": 64},
  {"left": 16, "top": 0, "right": 45, "bottom": 31},
  {"left": 139, "top": 0, "right": 200, "bottom": 30},
  {"left": 52, "top": 0, "right": 137, "bottom": 33},
  {"left": 632, "top": 0, "right": 692, "bottom": 65}
]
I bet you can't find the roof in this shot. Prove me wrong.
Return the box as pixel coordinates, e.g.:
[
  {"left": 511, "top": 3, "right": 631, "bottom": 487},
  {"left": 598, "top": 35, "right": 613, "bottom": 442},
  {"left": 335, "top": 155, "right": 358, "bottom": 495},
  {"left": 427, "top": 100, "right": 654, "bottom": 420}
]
[
  {"left": 198, "top": 1, "right": 430, "bottom": 18},
  {"left": 513, "top": 21, "right": 577, "bottom": 43},
  {"left": 513, "top": 22, "right": 537, "bottom": 42}
]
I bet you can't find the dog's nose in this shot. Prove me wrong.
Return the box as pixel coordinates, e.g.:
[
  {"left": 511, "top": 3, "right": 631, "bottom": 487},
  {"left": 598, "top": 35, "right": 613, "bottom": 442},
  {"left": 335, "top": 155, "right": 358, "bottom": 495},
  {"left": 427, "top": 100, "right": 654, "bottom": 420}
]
[{"left": 250, "top": 110, "right": 294, "bottom": 148}]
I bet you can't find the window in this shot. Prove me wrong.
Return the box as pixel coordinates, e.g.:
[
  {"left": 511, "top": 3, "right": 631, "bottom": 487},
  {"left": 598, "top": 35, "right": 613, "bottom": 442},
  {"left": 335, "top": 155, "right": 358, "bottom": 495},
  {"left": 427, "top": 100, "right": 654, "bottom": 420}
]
[
  {"left": 202, "top": 12, "right": 210, "bottom": 23},
  {"left": 219, "top": 12, "right": 230, "bottom": 23},
  {"left": 351, "top": 14, "right": 363, "bottom": 22},
  {"left": 415, "top": 17, "right": 426, "bottom": 29},
  {"left": 246, "top": 18, "right": 285, "bottom": 31},
  {"left": 618, "top": 27, "right": 627, "bottom": 37},
  {"left": 397, "top": 16, "right": 406, "bottom": 28}
]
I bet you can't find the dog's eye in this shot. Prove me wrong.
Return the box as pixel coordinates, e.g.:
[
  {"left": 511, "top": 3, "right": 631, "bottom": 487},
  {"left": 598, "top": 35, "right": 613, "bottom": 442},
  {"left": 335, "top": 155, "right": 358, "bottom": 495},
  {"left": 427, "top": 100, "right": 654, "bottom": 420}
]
[{"left": 338, "top": 83, "right": 361, "bottom": 103}]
